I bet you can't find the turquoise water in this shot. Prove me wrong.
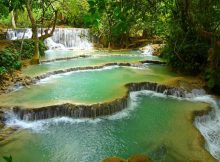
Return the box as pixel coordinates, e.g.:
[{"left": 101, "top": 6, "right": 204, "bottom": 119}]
[
  {"left": 43, "top": 50, "right": 143, "bottom": 60},
  {"left": 23, "top": 55, "right": 147, "bottom": 77},
  {"left": 0, "top": 65, "right": 177, "bottom": 107},
  {"left": 0, "top": 50, "right": 215, "bottom": 162},
  {"left": 24, "top": 50, "right": 161, "bottom": 77},
  {"left": 0, "top": 92, "right": 212, "bottom": 162}
]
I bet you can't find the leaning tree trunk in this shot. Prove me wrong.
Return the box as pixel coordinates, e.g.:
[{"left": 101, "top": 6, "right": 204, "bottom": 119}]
[
  {"left": 11, "top": 10, "right": 16, "bottom": 29},
  {"left": 25, "top": 0, "right": 40, "bottom": 64},
  {"left": 25, "top": 0, "right": 58, "bottom": 64}
]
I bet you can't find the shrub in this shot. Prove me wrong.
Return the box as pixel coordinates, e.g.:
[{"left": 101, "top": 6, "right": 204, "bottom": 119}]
[
  {"left": 13, "top": 39, "right": 47, "bottom": 59},
  {"left": 0, "top": 67, "right": 7, "bottom": 76},
  {"left": 0, "top": 49, "right": 21, "bottom": 72},
  {"left": 161, "top": 28, "right": 209, "bottom": 74},
  {"left": 204, "top": 68, "right": 220, "bottom": 94}
]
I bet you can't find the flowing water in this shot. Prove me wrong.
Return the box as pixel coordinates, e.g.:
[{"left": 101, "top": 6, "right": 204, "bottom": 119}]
[
  {"left": 2, "top": 28, "right": 220, "bottom": 162},
  {"left": 0, "top": 91, "right": 215, "bottom": 162},
  {"left": 0, "top": 65, "right": 176, "bottom": 107},
  {"left": 23, "top": 52, "right": 161, "bottom": 77},
  {"left": 6, "top": 28, "right": 93, "bottom": 50}
]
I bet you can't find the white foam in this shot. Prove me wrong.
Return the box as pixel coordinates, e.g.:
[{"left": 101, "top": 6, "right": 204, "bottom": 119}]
[
  {"left": 37, "top": 65, "right": 120, "bottom": 84},
  {"left": 44, "top": 38, "right": 66, "bottom": 50},
  {"left": 141, "top": 45, "right": 154, "bottom": 56},
  {"left": 4, "top": 89, "right": 220, "bottom": 161},
  {"left": 6, "top": 28, "right": 94, "bottom": 50},
  {"left": 3, "top": 91, "right": 148, "bottom": 131}
]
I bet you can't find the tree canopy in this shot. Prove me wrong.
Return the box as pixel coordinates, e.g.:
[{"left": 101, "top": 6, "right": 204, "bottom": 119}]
[{"left": 0, "top": 0, "right": 220, "bottom": 92}]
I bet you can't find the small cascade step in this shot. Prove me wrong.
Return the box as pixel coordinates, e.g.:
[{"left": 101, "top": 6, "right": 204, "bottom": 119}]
[{"left": 4, "top": 82, "right": 187, "bottom": 121}]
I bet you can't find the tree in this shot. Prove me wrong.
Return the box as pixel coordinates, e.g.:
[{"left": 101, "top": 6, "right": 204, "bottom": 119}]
[
  {"left": 0, "top": 1, "right": 9, "bottom": 19},
  {"left": 3, "top": 0, "right": 58, "bottom": 64},
  {"left": 24, "top": 0, "right": 58, "bottom": 64},
  {"left": 3, "top": 0, "right": 25, "bottom": 28},
  {"left": 58, "top": 0, "right": 89, "bottom": 27},
  {"left": 85, "top": 0, "right": 159, "bottom": 49}
]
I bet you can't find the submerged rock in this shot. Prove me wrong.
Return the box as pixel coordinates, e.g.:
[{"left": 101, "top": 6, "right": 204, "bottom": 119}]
[
  {"left": 101, "top": 157, "right": 127, "bottom": 162},
  {"left": 101, "top": 155, "right": 152, "bottom": 162},
  {"left": 128, "top": 155, "right": 152, "bottom": 162}
]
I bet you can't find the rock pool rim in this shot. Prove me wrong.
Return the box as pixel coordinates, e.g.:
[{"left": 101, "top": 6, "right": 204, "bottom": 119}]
[
  {"left": 2, "top": 82, "right": 187, "bottom": 121},
  {"left": 32, "top": 60, "right": 166, "bottom": 81},
  {"left": 1, "top": 81, "right": 217, "bottom": 161},
  {"left": 0, "top": 60, "right": 166, "bottom": 96}
]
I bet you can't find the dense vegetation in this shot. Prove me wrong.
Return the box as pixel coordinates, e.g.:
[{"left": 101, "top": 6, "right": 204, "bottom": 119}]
[
  {"left": 0, "top": 40, "right": 46, "bottom": 77},
  {"left": 0, "top": 0, "right": 220, "bottom": 93}
]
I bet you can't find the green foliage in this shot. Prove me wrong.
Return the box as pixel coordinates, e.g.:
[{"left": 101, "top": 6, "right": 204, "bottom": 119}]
[
  {"left": 85, "top": 0, "right": 159, "bottom": 48},
  {"left": 0, "top": 1, "right": 9, "bottom": 19},
  {"left": 0, "top": 15, "right": 11, "bottom": 27},
  {"left": 0, "top": 0, "right": 219, "bottom": 93},
  {"left": 16, "top": 10, "right": 31, "bottom": 27},
  {"left": 204, "top": 68, "right": 220, "bottom": 93},
  {"left": 0, "top": 49, "right": 21, "bottom": 73},
  {"left": 162, "top": 29, "right": 209, "bottom": 74},
  {"left": 3, "top": 0, "right": 25, "bottom": 12},
  {"left": 0, "top": 39, "right": 46, "bottom": 77},
  {"left": 58, "top": 0, "right": 89, "bottom": 27},
  {"left": 13, "top": 40, "right": 47, "bottom": 59},
  {"left": 0, "top": 67, "right": 7, "bottom": 76},
  {"left": 0, "top": 39, "right": 46, "bottom": 78},
  {"left": 160, "top": 0, "right": 220, "bottom": 92}
]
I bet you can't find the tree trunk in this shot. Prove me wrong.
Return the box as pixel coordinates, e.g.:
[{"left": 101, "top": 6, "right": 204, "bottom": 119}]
[
  {"left": 32, "top": 37, "right": 40, "bottom": 64},
  {"left": 125, "top": 31, "right": 129, "bottom": 49},
  {"left": 25, "top": 0, "right": 40, "bottom": 64},
  {"left": 11, "top": 10, "right": 16, "bottom": 29}
]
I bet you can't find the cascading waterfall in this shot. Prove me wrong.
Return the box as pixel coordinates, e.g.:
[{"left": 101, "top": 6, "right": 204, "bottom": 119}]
[
  {"left": 6, "top": 28, "right": 94, "bottom": 50},
  {"left": 141, "top": 45, "right": 154, "bottom": 56},
  {"left": 3, "top": 28, "right": 220, "bottom": 161},
  {"left": 49, "top": 28, "right": 93, "bottom": 50},
  {"left": 6, "top": 28, "right": 32, "bottom": 40},
  {"left": 195, "top": 98, "right": 220, "bottom": 160}
]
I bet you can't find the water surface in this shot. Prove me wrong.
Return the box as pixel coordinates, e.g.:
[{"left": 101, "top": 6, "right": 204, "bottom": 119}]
[
  {"left": 0, "top": 92, "right": 214, "bottom": 162},
  {"left": 1, "top": 66, "right": 177, "bottom": 108}
]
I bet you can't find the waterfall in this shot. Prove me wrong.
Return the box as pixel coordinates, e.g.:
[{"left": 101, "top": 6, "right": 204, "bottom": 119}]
[
  {"left": 6, "top": 28, "right": 93, "bottom": 50},
  {"left": 194, "top": 97, "right": 220, "bottom": 161},
  {"left": 49, "top": 28, "right": 93, "bottom": 50},
  {"left": 6, "top": 28, "right": 32, "bottom": 40},
  {"left": 140, "top": 45, "right": 154, "bottom": 56}
]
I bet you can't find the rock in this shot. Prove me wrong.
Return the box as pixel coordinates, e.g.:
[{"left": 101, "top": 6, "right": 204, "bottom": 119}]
[
  {"left": 101, "top": 155, "right": 152, "bottom": 162},
  {"left": 151, "top": 44, "right": 165, "bottom": 56},
  {"left": 10, "top": 82, "right": 186, "bottom": 121},
  {"left": 128, "top": 155, "right": 152, "bottom": 162},
  {"left": 101, "top": 157, "right": 127, "bottom": 162},
  {"left": 0, "top": 71, "right": 25, "bottom": 95}
]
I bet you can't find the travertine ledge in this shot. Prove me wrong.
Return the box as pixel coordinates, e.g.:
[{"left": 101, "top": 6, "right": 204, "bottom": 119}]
[{"left": 3, "top": 82, "right": 186, "bottom": 121}]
